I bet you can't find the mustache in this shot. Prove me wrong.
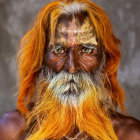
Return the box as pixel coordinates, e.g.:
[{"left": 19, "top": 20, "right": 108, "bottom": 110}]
[
  {"left": 39, "top": 60, "right": 108, "bottom": 107},
  {"left": 38, "top": 67, "right": 96, "bottom": 107},
  {"left": 41, "top": 51, "right": 106, "bottom": 88},
  {"left": 39, "top": 68, "right": 96, "bottom": 105},
  {"left": 41, "top": 69, "right": 94, "bottom": 90}
]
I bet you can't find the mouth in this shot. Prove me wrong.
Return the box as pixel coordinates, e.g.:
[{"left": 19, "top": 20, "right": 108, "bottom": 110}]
[
  {"left": 62, "top": 80, "right": 81, "bottom": 96},
  {"left": 68, "top": 79, "right": 75, "bottom": 84}
]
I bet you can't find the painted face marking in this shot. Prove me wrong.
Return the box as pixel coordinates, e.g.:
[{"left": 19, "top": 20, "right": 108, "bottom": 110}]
[
  {"left": 67, "top": 18, "right": 77, "bottom": 46},
  {"left": 55, "top": 16, "right": 98, "bottom": 47}
]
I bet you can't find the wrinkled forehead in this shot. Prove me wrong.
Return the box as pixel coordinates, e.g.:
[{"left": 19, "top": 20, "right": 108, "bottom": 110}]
[{"left": 55, "top": 12, "right": 98, "bottom": 46}]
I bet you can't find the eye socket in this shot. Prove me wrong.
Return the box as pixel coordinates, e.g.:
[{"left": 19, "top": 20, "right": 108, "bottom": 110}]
[
  {"left": 55, "top": 47, "right": 65, "bottom": 54},
  {"left": 53, "top": 43, "right": 65, "bottom": 54},
  {"left": 80, "top": 43, "right": 97, "bottom": 54},
  {"left": 81, "top": 47, "right": 93, "bottom": 54}
]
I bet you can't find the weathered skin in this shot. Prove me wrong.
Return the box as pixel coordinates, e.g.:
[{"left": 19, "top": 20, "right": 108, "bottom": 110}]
[
  {"left": 46, "top": 13, "right": 102, "bottom": 74},
  {"left": 1, "top": 12, "right": 140, "bottom": 140}
]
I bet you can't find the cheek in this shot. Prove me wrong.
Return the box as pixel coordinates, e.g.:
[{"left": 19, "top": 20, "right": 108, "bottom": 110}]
[
  {"left": 79, "top": 55, "right": 99, "bottom": 72},
  {"left": 45, "top": 53, "right": 65, "bottom": 72}
]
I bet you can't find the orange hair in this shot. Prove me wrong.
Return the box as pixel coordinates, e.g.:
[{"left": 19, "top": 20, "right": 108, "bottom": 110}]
[
  {"left": 25, "top": 79, "right": 118, "bottom": 140},
  {"left": 17, "top": 0, "right": 125, "bottom": 115}
]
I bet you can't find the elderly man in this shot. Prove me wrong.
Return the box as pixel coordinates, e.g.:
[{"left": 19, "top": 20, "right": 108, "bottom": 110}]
[{"left": 0, "top": 0, "right": 140, "bottom": 140}]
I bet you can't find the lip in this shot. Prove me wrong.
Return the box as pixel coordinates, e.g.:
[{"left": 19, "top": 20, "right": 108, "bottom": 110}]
[{"left": 68, "top": 79, "right": 75, "bottom": 84}]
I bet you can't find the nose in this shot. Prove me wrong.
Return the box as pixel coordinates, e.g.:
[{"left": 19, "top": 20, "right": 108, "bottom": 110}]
[{"left": 64, "top": 49, "right": 78, "bottom": 74}]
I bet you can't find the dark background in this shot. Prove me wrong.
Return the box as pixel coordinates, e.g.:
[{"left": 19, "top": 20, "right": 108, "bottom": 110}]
[{"left": 0, "top": 0, "right": 140, "bottom": 119}]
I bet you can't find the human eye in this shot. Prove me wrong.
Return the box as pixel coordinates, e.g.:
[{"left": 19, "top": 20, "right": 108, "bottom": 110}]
[
  {"left": 80, "top": 43, "right": 97, "bottom": 54},
  {"left": 54, "top": 43, "right": 65, "bottom": 54},
  {"left": 55, "top": 47, "right": 65, "bottom": 54},
  {"left": 82, "top": 47, "right": 93, "bottom": 53}
]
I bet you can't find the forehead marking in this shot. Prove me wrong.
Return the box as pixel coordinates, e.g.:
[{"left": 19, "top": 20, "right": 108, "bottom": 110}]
[
  {"left": 67, "top": 18, "right": 77, "bottom": 46},
  {"left": 56, "top": 17, "right": 98, "bottom": 46}
]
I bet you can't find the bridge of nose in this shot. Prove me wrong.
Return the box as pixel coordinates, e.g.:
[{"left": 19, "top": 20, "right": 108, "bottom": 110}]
[{"left": 64, "top": 47, "right": 79, "bottom": 73}]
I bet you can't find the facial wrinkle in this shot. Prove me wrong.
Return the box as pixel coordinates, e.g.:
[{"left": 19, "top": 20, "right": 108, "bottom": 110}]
[{"left": 55, "top": 16, "right": 98, "bottom": 46}]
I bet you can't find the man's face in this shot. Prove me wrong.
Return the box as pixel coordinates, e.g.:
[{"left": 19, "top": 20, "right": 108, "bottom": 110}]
[
  {"left": 46, "top": 13, "right": 102, "bottom": 74},
  {"left": 44, "top": 13, "right": 104, "bottom": 105}
]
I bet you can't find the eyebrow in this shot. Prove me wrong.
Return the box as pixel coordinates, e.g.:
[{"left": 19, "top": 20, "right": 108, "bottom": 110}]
[
  {"left": 50, "top": 43, "right": 64, "bottom": 52},
  {"left": 80, "top": 43, "right": 97, "bottom": 49},
  {"left": 53, "top": 42, "right": 97, "bottom": 50},
  {"left": 54, "top": 43, "right": 65, "bottom": 48}
]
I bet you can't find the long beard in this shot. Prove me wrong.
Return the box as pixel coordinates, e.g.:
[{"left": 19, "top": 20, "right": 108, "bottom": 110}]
[
  {"left": 40, "top": 68, "right": 111, "bottom": 107},
  {"left": 25, "top": 67, "right": 117, "bottom": 140}
]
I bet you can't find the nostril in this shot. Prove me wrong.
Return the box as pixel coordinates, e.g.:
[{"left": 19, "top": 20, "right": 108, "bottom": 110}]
[{"left": 68, "top": 67, "right": 77, "bottom": 73}]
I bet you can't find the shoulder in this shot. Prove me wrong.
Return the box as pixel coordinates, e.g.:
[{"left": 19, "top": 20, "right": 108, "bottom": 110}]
[
  {"left": 112, "top": 113, "right": 140, "bottom": 140},
  {"left": 0, "top": 110, "right": 25, "bottom": 140}
]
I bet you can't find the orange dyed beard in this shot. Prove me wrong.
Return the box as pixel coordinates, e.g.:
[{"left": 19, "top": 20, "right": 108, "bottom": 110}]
[{"left": 25, "top": 66, "right": 117, "bottom": 140}]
